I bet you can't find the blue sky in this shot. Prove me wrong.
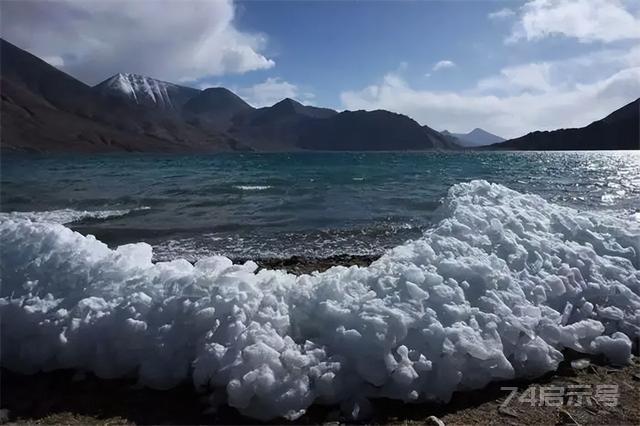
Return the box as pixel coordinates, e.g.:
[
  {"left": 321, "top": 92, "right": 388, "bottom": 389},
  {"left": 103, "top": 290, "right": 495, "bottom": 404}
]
[
  {"left": 228, "top": 1, "right": 511, "bottom": 101},
  {"left": 2, "top": 0, "right": 639, "bottom": 137},
  {"left": 225, "top": 0, "right": 599, "bottom": 103}
]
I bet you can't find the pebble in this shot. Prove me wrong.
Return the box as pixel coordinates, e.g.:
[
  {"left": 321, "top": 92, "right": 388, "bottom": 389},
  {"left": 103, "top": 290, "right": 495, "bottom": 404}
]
[
  {"left": 425, "top": 415, "right": 445, "bottom": 426},
  {"left": 558, "top": 408, "right": 580, "bottom": 425},
  {"left": 0, "top": 409, "right": 9, "bottom": 425},
  {"left": 571, "top": 359, "right": 591, "bottom": 370}
]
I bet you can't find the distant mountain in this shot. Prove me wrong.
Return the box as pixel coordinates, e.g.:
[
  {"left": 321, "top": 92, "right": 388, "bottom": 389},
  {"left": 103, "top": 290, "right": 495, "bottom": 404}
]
[
  {"left": 488, "top": 99, "right": 639, "bottom": 150},
  {"left": 0, "top": 39, "right": 237, "bottom": 152},
  {"left": 232, "top": 98, "right": 336, "bottom": 127},
  {"left": 18, "top": 38, "right": 638, "bottom": 153},
  {"left": 1, "top": 40, "right": 464, "bottom": 153},
  {"left": 298, "top": 110, "right": 457, "bottom": 151},
  {"left": 443, "top": 128, "right": 505, "bottom": 147},
  {"left": 228, "top": 100, "right": 457, "bottom": 151},
  {"left": 0, "top": 37, "right": 94, "bottom": 113},
  {"left": 182, "top": 87, "right": 254, "bottom": 131},
  {"left": 268, "top": 98, "right": 337, "bottom": 119},
  {"left": 94, "top": 73, "right": 199, "bottom": 111},
  {"left": 225, "top": 98, "right": 331, "bottom": 150},
  {"left": 183, "top": 87, "right": 253, "bottom": 116}
]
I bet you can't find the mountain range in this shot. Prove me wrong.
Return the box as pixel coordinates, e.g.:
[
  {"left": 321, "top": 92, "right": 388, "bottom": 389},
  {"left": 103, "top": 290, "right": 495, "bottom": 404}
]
[
  {"left": 442, "top": 128, "right": 505, "bottom": 147},
  {"left": 0, "top": 39, "right": 455, "bottom": 153},
  {"left": 1, "top": 38, "right": 637, "bottom": 152},
  {"left": 487, "top": 99, "right": 639, "bottom": 150}
]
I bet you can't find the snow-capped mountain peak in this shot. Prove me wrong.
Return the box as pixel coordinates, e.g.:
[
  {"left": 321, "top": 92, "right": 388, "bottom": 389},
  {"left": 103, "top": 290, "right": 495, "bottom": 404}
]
[{"left": 94, "top": 73, "right": 199, "bottom": 110}]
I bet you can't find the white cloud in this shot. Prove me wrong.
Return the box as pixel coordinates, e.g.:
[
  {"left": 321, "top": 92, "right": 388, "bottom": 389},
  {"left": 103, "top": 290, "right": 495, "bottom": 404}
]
[
  {"left": 476, "top": 63, "right": 553, "bottom": 94},
  {"left": 42, "top": 56, "right": 65, "bottom": 68},
  {"left": 507, "top": 0, "right": 640, "bottom": 43},
  {"left": 341, "top": 47, "right": 640, "bottom": 139},
  {"left": 235, "top": 77, "right": 314, "bottom": 108},
  {"left": 0, "top": 0, "right": 275, "bottom": 85},
  {"left": 432, "top": 60, "right": 456, "bottom": 71},
  {"left": 197, "top": 81, "right": 225, "bottom": 91},
  {"left": 488, "top": 8, "right": 516, "bottom": 20}
]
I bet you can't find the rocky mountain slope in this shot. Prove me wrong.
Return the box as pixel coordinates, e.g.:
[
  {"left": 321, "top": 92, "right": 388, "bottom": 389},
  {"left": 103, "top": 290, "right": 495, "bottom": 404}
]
[
  {"left": 94, "top": 73, "right": 199, "bottom": 111},
  {"left": 15, "top": 38, "right": 637, "bottom": 153},
  {"left": 0, "top": 39, "right": 238, "bottom": 152},
  {"left": 1, "top": 39, "right": 463, "bottom": 153},
  {"left": 489, "top": 99, "right": 639, "bottom": 150}
]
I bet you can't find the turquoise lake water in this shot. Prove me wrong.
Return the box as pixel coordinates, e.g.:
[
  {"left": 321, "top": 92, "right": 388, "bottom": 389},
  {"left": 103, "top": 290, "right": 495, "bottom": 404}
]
[{"left": 2, "top": 151, "right": 639, "bottom": 261}]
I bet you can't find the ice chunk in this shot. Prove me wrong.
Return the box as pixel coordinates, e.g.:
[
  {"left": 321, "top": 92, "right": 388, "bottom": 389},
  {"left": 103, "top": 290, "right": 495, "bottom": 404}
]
[{"left": 591, "top": 332, "right": 632, "bottom": 365}]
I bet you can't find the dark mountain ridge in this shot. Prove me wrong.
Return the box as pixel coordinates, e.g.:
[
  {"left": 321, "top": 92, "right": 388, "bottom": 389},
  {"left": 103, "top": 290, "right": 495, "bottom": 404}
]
[
  {"left": 0, "top": 38, "right": 93, "bottom": 112},
  {"left": 0, "top": 39, "right": 243, "bottom": 152},
  {"left": 297, "top": 110, "right": 453, "bottom": 151},
  {"left": 3, "top": 38, "right": 636, "bottom": 153},
  {"left": 268, "top": 98, "right": 337, "bottom": 119},
  {"left": 1, "top": 39, "right": 463, "bottom": 153},
  {"left": 182, "top": 87, "right": 254, "bottom": 132},
  {"left": 183, "top": 87, "right": 253, "bottom": 116},
  {"left": 443, "top": 128, "right": 505, "bottom": 147},
  {"left": 489, "top": 99, "right": 639, "bottom": 150},
  {"left": 94, "top": 73, "right": 200, "bottom": 111}
]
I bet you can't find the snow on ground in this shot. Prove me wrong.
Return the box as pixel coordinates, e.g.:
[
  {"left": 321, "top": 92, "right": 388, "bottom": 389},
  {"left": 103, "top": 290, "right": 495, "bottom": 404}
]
[{"left": 1, "top": 181, "right": 639, "bottom": 420}]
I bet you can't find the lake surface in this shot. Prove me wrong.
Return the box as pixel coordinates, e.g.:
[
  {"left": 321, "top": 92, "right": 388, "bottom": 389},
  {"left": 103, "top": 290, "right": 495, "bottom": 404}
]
[{"left": 2, "top": 151, "right": 639, "bottom": 261}]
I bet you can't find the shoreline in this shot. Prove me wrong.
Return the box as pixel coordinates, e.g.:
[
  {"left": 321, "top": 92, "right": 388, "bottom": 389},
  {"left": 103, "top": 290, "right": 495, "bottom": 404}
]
[
  {"left": 2, "top": 354, "right": 639, "bottom": 425},
  {"left": 249, "top": 254, "right": 379, "bottom": 275}
]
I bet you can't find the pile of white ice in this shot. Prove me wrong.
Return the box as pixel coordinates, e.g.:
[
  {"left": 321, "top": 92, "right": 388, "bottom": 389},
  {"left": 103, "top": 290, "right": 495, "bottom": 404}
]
[{"left": 1, "top": 181, "right": 639, "bottom": 420}]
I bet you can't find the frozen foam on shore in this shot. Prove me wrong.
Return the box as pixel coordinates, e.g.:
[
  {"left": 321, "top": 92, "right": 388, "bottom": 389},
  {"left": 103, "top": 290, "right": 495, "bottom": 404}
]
[
  {"left": 1, "top": 180, "right": 639, "bottom": 420},
  {"left": 0, "top": 207, "right": 148, "bottom": 224}
]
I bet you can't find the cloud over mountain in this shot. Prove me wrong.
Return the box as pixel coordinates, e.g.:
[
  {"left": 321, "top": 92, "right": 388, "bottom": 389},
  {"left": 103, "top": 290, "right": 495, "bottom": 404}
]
[
  {"left": 341, "top": 47, "right": 640, "bottom": 138},
  {"left": 0, "top": 0, "right": 275, "bottom": 85},
  {"left": 233, "top": 78, "right": 315, "bottom": 108}
]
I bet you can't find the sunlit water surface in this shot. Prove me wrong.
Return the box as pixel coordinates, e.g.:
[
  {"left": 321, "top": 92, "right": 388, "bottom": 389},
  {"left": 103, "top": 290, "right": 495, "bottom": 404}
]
[{"left": 2, "top": 151, "right": 638, "bottom": 261}]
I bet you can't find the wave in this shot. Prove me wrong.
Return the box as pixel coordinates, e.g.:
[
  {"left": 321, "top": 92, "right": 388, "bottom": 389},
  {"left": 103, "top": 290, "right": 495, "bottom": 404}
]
[
  {"left": 233, "top": 185, "right": 272, "bottom": 191},
  {"left": 1, "top": 180, "right": 639, "bottom": 420},
  {"left": 0, "top": 207, "right": 149, "bottom": 224}
]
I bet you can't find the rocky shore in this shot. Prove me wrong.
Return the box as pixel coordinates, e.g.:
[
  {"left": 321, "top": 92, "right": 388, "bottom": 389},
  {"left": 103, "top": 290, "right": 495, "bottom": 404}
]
[
  {"left": 2, "top": 354, "right": 639, "bottom": 425},
  {"left": 252, "top": 254, "right": 379, "bottom": 275}
]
